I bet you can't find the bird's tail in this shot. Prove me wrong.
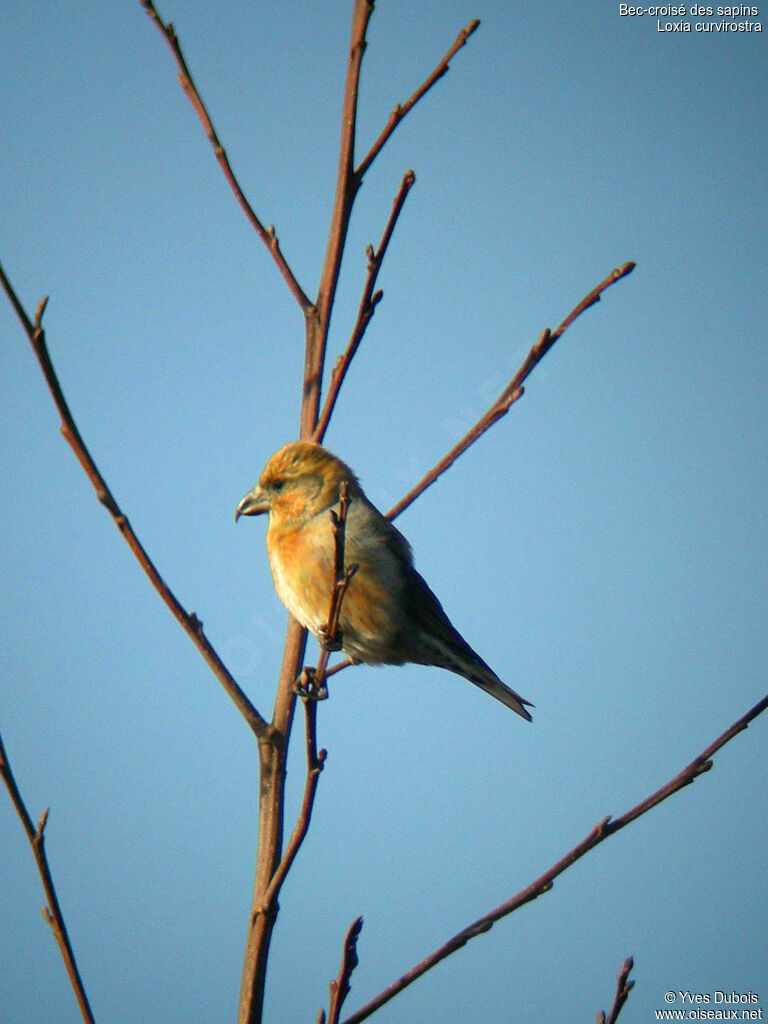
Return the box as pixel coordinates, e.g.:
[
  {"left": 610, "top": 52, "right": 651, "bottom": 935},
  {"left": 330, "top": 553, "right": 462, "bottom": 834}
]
[
  {"left": 460, "top": 662, "right": 534, "bottom": 721},
  {"left": 419, "top": 631, "right": 534, "bottom": 720},
  {"left": 407, "top": 571, "right": 534, "bottom": 720}
]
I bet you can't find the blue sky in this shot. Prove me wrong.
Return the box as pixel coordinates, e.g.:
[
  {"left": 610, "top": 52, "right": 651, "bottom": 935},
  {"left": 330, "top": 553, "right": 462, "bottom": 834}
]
[{"left": 2, "top": 2, "right": 766, "bottom": 1022}]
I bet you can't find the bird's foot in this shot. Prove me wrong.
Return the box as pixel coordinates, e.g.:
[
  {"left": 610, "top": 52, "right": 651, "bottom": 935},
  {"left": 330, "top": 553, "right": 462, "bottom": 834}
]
[
  {"left": 294, "top": 667, "right": 329, "bottom": 701},
  {"left": 317, "top": 625, "right": 343, "bottom": 652}
]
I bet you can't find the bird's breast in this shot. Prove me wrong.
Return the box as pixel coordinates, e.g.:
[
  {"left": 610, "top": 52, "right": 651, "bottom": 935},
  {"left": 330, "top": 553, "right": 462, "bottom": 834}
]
[
  {"left": 265, "top": 507, "right": 409, "bottom": 664},
  {"left": 266, "top": 518, "right": 334, "bottom": 633}
]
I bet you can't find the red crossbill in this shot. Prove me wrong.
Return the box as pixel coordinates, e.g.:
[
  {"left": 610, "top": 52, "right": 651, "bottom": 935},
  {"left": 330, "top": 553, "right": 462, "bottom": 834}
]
[{"left": 236, "top": 441, "right": 532, "bottom": 720}]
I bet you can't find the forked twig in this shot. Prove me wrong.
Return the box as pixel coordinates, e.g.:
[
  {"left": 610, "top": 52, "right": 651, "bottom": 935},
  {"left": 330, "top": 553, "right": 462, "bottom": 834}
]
[
  {"left": 140, "top": 0, "right": 311, "bottom": 312},
  {"left": 356, "top": 19, "right": 481, "bottom": 180},
  {"left": 302, "top": 0, "right": 376, "bottom": 439},
  {"left": 303, "top": 5, "right": 477, "bottom": 440},
  {"left": 341, "top": 692, "right": 768, "bottom": 1024},
  {"left": 0, "top": 262, "right": 269, "bottom": 739},
  {"left": 314, "top": 170, "right": 417, "bottom": 444},
  {"left": 597, "top": 956, "right": 635, "bottom": 1024},
  {"left": 0, "top": 732, "right": 96, "bottom": 1024},
  {"left": 386, "top": 261, "right": 636, "bottom": 520}
]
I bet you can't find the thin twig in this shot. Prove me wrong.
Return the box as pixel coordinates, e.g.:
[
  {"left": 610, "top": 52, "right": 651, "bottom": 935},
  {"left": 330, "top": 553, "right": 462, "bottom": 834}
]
[
  {"left": 0, "top": 732, "right": 96, "bottom": 1024},
  {"left": 327, "top": 918, "right": 365, "bottom": 1024},
  {"left": 260, "top": 698, "right": 326, "bottom": 914},
  {"left": 386, "top": 261, "right": 636, "bottom": 521},
  {"left": 341, "top": 692, "right": 768, "bottom": 1024},
  {"left": 324, "top": 657, "right": 356, "bottom": 679},
  {"left": 314, "top": 170, "right": 417, "bottom": 444},
  {"left": 0, "top": 262, "right": 269, "bottom": 740},
  {"left": 356, "top": 19, "right": 481, "bottom": 180},
  {"left": 140, "top": 0, "right": 311, "bottom": 312},
  {"left": 297, "top": 482, "right": 359, "bottom": 700},
  {"left": 597, "top": 956, "right": 635, "bottom": 1024}
]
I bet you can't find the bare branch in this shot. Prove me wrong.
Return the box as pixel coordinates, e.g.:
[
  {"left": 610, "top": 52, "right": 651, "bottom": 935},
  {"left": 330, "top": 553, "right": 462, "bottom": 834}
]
[
  {"left": 596, "top": 957, "right": 635, "bottom": 1024},
  {"left": 302, "top": 0, "right": 376, "bottom": 439},
  {"left": 314, "top": 170, "right": 417, "bottom": 444},
  {"left": 140, "top": 0, "right": 312, "bottom": 312},
  {"left": 341, "top": 692, "right": 768, "bottom": 1024},
  {"left": 260, "top": 697, "right": 326, "bottom": 914},
  {"left": 238, "top": 620, "right": 307, "bottom": 1024},
  {"left": 0, "top": 731, "right": 96, "bottom": 1024},
  {"left": 327, "top": 918, "right": 365, "bottom": 1024},
  {"left": 386, "top": 261, "right": 636, "bottom": 520},
  {"left": 0, "top": 262, "right": 269, "bottom": 739},
  {"left": 304, "top": 9, "right": 481, "bottom": 441},
  {"left": 356, "top": 19, "right": 481, "bottom": 180}
]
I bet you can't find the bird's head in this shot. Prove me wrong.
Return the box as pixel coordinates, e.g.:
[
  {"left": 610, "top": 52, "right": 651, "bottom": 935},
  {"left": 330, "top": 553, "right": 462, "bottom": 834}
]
[{"left": 235, "top": 441, "right": 358, "bottom": 526}]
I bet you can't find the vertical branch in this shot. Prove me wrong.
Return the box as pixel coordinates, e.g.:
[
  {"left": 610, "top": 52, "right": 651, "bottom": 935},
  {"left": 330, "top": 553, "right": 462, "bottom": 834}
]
[
  {"left": 243, "top": 482, "right": 355, "bottom": 1023},
  {"left": 260, "top": 696, "right": 326, "bottom": 915},
  {"left": 238, "top": 620, "right": 306, "bottom": 1024},
  {"left": 0, "top": 732, "right": 96, "bottom": 1024},
  {"left": 296, "top": 481, "right": 359, "bottom": 700},
  {"left": 239, "top": 483, "right": 356, "bottom": 1024},
  {"left": 301, "top": 0, "right": 375, "bottom": 439},
  {"left": 239, "top": 6, "right": 375, "bottom": 1019}
]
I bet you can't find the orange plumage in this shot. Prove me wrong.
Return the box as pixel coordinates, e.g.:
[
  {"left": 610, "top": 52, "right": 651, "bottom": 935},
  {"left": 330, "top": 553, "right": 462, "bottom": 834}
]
[{"left": 236, "top": 441, "right": 532, "bottom": 720}]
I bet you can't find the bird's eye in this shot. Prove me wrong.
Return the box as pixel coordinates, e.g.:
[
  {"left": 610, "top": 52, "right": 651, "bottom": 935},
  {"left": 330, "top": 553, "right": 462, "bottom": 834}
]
[{"left": 272, "top": 479, "right": 285, "bottom": 492}]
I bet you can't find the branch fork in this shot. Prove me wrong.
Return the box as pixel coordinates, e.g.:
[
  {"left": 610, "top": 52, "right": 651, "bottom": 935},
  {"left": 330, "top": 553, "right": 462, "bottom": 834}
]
[{"left": 597, "top": 956, "right": 636, "bottom": 1024}]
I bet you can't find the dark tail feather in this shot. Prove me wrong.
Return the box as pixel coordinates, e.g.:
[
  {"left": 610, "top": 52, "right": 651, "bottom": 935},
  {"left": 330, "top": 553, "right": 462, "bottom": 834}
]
[
  {"left": 407, "top": 571, "right": 534, "bottom": 720},
  {"left": 465, "top": 668, "right": 534, "bottom": 721},
  {"left": 420, "top": 632, "right": 534, "bottom": 720}
]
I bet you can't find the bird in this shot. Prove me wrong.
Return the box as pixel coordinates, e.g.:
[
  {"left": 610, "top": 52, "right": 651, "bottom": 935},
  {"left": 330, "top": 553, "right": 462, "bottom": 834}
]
[{"left": 235, "top": 441, "right": 533, "bottom": 720}]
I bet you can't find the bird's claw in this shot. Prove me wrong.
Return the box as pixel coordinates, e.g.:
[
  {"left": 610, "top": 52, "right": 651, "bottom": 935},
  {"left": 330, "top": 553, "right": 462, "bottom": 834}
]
[
  {"left": 294, "top": 667, "right": 329, "bottom": 701},
  {"left": 317, "top": 625, "right": 343, "bottom": 652}
]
